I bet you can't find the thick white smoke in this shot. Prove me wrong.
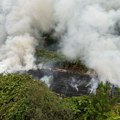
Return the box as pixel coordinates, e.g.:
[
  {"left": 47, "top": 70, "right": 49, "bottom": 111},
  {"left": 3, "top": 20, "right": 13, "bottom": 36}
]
[
  {"left": 0, "top": 0, "right": 120, "bottom": 86},
  {"left": 0, "top": 0, "right": 54, "bottom": 73},
  {"left": 55, "top": 0, "right": 120, "bottom": 87}
]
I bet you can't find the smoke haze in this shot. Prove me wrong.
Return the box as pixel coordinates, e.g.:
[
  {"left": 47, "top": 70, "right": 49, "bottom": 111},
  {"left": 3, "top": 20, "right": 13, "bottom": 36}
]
[
  {"left": 0, "top": 0, "right": 120, "bottom": 86},
  {"left": 0, "top": 0, "right": 54, "bottom": 73}
]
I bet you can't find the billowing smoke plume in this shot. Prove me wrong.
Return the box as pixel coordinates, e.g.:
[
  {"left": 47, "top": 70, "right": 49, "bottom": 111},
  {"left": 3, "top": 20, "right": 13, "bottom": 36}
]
[
  {"left": 55, "top": 0, "right": 120, "bottom": 87},
  {"left": 0, "top": 0, "right": 54, "bottom": 73},
  {"left": 0, "top": 0, "right": 120, "bottom": 86}
]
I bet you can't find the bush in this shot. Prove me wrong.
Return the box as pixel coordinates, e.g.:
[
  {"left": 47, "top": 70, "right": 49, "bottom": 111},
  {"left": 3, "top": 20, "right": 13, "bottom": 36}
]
[
  {"left": 63, "top": 83, "right": 120, "bottom": 120},
  {"left": 0, "top": 74, "right": 29, "bottom": 120},
  {"left": 0, "top": 74, "right": 120, "bottom": 120},
  {"left": 0, "top": 74, "right": 73, "bottom": 120}
]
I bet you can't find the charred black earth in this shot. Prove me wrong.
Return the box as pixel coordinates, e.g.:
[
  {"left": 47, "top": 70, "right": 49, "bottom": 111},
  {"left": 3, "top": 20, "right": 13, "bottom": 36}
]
[{"left": 27, "top": 69, "right": 95, "bottom": 97}]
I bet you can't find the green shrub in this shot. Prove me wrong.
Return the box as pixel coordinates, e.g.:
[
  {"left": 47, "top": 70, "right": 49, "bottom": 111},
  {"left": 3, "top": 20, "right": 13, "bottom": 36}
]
[
  {"left": 0, "top": 74, "right": 120, "bottom": 120},
  {"left": 0, "top": 74, "right": 29, "bottom": 120},
  {"left": 0, "top": 74, "right": 73, "bottom": 120},
  {"left": 63, "top": 83, "right": 120, "bottom": 120}
]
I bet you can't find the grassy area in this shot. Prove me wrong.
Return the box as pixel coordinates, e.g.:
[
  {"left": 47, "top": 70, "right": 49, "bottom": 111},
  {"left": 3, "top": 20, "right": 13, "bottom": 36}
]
[
  {"left": 35, "top": 49, "right": 88, "bottom": 73},
  {"left": 0, "top": 74, "right": 120, "bottom": 120},
  {"left": 35, "top": 49, "right": 64, "bottom": 62}
]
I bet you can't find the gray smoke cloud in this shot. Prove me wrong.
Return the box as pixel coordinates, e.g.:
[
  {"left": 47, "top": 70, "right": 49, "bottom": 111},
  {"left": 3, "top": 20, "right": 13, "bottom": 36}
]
[
  {"left": 0, "top": 0, "right": 54, "bottom": 73},
  {"left": 55, "top": 0, "right": 120, "bottom": 87},
  {"left": 0, "top": 0, "right": 120, "bottom": 86}
]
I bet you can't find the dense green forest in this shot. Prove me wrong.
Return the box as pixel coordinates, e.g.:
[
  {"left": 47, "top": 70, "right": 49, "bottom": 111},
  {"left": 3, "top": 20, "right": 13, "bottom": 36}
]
[{"left": 0, "top": 74, "right": 120, "bottom": 120}]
